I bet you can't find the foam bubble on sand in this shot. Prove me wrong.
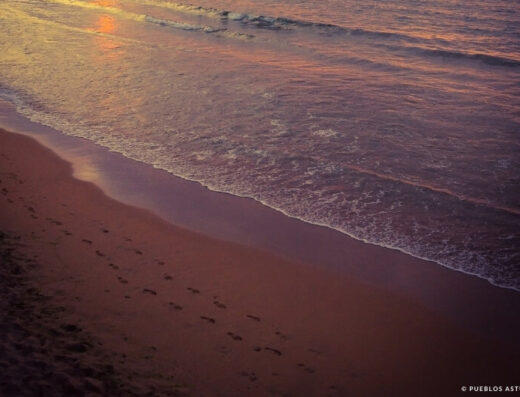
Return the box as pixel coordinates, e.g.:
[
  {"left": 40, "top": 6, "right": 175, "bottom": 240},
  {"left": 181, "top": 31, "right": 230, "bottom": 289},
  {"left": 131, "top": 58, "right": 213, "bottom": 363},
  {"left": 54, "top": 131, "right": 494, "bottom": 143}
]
[{"left": 312, "top": 128, "right": 338, "bottom": 138}]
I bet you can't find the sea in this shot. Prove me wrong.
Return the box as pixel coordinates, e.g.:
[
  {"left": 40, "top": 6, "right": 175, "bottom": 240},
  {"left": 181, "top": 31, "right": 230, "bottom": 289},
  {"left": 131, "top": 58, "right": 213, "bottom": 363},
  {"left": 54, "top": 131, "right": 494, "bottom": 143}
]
[{"left": 1, "top": 0, "right": 519, "bottom": 290}]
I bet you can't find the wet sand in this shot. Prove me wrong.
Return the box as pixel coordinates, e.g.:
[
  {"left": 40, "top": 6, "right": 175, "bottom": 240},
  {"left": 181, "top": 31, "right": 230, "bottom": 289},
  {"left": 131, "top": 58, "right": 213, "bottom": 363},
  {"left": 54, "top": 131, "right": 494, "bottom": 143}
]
[
  {"left": 2, "top": 99, "right": 519, "bottom": 348},
  {"left": 1, "top": 128, "right": 519, "bottom": 396}
]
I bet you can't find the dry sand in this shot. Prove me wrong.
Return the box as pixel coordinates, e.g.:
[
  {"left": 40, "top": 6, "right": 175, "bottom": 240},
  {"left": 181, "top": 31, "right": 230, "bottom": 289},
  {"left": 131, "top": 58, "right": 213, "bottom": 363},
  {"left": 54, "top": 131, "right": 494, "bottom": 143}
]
[{"left": 1, "top": 128, "right": 518, "bottom": 396}]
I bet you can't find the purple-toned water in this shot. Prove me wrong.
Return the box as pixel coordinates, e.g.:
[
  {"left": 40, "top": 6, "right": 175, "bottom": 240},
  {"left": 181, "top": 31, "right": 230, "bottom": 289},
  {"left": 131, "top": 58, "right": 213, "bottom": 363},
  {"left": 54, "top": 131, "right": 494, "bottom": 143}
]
[{"left": 1, "top": 0, "right": 519, "bottom": 289}]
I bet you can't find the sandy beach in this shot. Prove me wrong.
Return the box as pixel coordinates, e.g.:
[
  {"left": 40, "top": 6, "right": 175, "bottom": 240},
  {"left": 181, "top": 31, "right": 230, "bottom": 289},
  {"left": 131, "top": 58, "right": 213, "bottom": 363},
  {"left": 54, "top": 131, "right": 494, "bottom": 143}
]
[
  {"left": 1, "top": 127, "right": 519, "bottom": 396},
  {"left": 2, "top": 0, "right": 519, "bottom": 394}
]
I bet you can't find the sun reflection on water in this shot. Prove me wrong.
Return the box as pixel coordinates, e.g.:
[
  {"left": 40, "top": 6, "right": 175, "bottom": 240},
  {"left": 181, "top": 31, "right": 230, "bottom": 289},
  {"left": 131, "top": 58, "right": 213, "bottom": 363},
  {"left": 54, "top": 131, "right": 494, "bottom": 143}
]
[
  {"left": 96, "top": 14, "right": 115, "bottom": 34},
  {"left": 90, "top": 0, "right": 118, "bottom": 7},
  {"left": 86, "top": 0, "right": 125, "bottom": 57}
]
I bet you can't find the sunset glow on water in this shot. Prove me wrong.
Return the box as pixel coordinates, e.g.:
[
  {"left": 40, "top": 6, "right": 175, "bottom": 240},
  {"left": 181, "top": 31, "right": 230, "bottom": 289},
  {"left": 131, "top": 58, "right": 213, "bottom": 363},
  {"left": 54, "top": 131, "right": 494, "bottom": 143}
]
[{"left": 1, "top": 0, "right": 519, "bottom": 289}]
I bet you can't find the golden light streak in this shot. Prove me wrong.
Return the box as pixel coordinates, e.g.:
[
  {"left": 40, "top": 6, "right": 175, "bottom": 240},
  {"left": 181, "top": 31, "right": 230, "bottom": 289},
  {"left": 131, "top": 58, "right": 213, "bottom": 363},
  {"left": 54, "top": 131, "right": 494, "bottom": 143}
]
[
  {"left": 91, "top": 0, "right": 118, "bottom": 7},
  {"left": 96, "top": 14, "right": 116, "bottom": 34}
]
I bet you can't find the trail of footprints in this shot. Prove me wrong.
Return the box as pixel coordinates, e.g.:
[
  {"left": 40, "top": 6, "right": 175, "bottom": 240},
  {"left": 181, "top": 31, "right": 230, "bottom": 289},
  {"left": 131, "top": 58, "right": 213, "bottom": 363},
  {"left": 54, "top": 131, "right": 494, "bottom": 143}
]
[
  {"left": 95, "top": 229, "right": 320, "bottom": 380},
  {"left": 1, "top": 176, "right": 323, "bottom": 389}
]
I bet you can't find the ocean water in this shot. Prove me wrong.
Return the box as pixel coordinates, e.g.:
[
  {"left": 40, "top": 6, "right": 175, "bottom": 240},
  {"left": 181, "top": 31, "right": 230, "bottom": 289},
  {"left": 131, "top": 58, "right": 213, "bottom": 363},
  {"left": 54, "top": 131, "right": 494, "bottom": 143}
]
[{"left": 1, "top": 0, "right": 519, "bottom": 289}]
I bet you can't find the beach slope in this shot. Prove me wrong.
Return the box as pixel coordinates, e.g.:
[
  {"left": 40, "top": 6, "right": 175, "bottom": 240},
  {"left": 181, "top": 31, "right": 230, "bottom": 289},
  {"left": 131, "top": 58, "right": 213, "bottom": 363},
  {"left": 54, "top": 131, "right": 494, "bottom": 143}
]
[{"left": 1, "top": 128, "right": 518, "bottom": 396}]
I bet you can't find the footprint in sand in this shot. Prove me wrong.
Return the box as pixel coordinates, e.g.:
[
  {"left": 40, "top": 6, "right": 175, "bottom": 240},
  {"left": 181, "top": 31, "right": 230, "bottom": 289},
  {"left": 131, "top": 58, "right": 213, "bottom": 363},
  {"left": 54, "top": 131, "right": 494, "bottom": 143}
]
[
  {"left": 200, "top": 316, "right": 216, "bottom": 324},
  {"left": 134, "top": 249, "right": 143, "bottom": 255},
  {"left": 187, "top": 287, "right": 200, "bottom": 294},
  {"left": 227, "top": 332, "right": 243, "bottom": 341},
  {"left": 108, "top": 263, "right": 119, "bottom": 270},
  {"left": 60, "top": 324, "right": 82, "bottom": 333},
  {"left": 117, "top": 276, "right": 128, "bottom": 284},
  {"left": 45, "top": 217, "right": 63, "bottom": 225},
  {"left": 307, "top": 348, "right": 323, "bottom": 356},
  {"left": 297, "top": 363, "right": 316, "bottom": 374},
  {"left": 213, "top": 300, "right": 227, "bottom": 309},
  {"left": 101, "top": 228, "right": 109, "bottom": 233},
  {"left": 163, "top": 274, "right": 173, "bottom": 281},
  {"left": 81, "top": 239, "right": 92, "bottom": 245},
  {"left": 168, "top": 302, "right": 183, "bottom": 310},
  {"left": 264, "top": 347, "right": 282, "bottom": 356},
  {"left": 61, "top": 230, "right": 72, "bottom": 236},
  {"left": 95, "top": 250, "right": 105, "bottom": 257},
  {"left": 66, "top": 342, "right": 92, "bottom": 353},
  {"left": 155, "top": 259, "right": 165, "bottom": 266},
  {"left": 275, "top": 331, "right": 289, "bottom": 341},
  {"left": 246, "top": 314, "right": 261, "bottom": 322},
  {"left": 142, "top": 288, "right": 157, "bottom": 295},
  {"left": 238, "top": 371, "right": 258, "bottom": 382},
  {"left": 216, "top": 345, "right": 229, "bottom": 355}
]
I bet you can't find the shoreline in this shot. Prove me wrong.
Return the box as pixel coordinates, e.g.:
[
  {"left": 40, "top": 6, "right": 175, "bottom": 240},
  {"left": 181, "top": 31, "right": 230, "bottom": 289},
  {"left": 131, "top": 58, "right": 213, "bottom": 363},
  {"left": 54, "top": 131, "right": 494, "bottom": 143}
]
[
  {"left": 1, "top": 99, "right": 520, "bottom": 345},
  {"left": 1, "top": 125, "right": 519, "bottom": 395},
  {"left": 2, "top": 99, "right": 513, "bottom": 295}
]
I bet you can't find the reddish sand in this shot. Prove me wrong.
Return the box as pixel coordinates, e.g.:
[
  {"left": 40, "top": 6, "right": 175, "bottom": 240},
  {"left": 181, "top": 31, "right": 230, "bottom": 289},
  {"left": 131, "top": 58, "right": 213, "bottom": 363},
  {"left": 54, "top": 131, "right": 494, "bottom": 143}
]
[{"left": 1, "top": 128, "right": 518, "bottom": 396}]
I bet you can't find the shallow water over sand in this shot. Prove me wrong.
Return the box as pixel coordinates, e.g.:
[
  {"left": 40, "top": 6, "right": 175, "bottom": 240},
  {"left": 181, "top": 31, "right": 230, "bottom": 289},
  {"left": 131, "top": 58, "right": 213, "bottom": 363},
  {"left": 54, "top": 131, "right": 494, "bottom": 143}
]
[{"left": 1, "top": 0, "right": 519, "bottom": 289}]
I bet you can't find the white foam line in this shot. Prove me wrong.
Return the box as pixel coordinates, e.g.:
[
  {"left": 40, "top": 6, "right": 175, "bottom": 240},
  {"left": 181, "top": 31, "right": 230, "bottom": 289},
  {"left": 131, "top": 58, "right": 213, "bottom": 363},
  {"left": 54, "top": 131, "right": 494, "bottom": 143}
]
[{"left": 2, "top": 90, "right": 518, "bottom": 293}]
